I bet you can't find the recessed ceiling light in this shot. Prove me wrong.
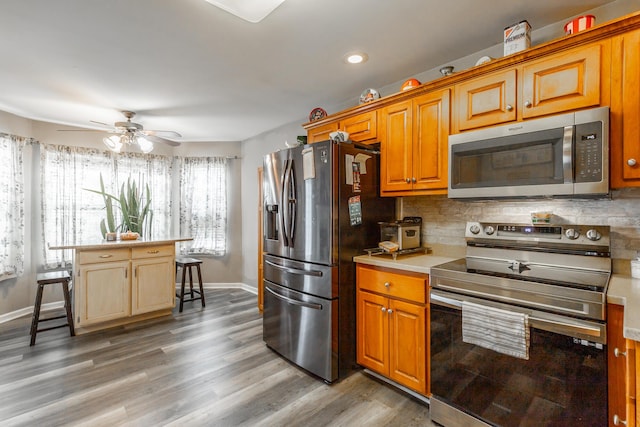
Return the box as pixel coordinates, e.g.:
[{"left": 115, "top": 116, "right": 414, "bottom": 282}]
[
  {"left": 205, "top": 0, "right": 285, "bottom": 23},
  {"left": 345, "top": 52, "right": 368, "bottom": 64}
]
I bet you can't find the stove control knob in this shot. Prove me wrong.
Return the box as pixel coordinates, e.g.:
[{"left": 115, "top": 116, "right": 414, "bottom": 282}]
[
  {"left": 565, "top": 228, "right": 580, "bottom": 240},
  {"left": 586, "top": 229, "right": 602, "bottom": 241},
  {"left": 469, "top": 224, "right": 481, "bottom": 234},
  {"left": 484, "top": 226, "right": 495, "bottom": 235}
]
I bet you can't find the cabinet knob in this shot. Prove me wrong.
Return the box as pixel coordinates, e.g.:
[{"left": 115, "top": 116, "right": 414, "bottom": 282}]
[
  {"left": 387, "top": 309, "right": 393, "bottom": 314},
  {"left": 405, "top": 178, "right": 411, "bottom": 183},
  {"left": 628, "top": 158, "right": 637, "bottom": 167},
  {"left": 381, "top": 307, "right": 387, "bottom": 312},
  {"left": 614, "top": 347, "right": 627, "bottom": 358},
  {"left": 506, "top": 104, "right": 513, "bottom": 111},
  {"left": 412, "top": 177, "right": 416, "bottom": 183},
  {"left": 524, "top": 100, "right": 532, "bottom": 108},
  {"left": 384, "top": 282, "right": 391, "bottom": 288},
  {"left": 613, "top": 414, "right": 628, "bottom": 426}
]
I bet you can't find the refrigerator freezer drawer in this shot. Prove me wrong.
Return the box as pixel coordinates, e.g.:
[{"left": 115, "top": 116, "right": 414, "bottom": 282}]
[
  {"left": 263, "top": 280, "right": 338, "bottom": 382},
  {"left": 263, "top": 254, "right": 336, "bottom": 299}
]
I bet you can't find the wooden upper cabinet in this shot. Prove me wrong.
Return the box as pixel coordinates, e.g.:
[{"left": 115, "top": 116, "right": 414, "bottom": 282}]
[
  {"left": 380, "top": 100, "right": 413, "bottom": 192},
  {"left": 455, "top": 69, "right": 517, "bottom": 131},
  {"left": 380, "top": 89, "right": 450, "bottom": 196},
  {"left": 341, "top": 111, "right": 377, "bottom": 143},
  {"left": 611, "top": 28, "right": 640, "bottom": 188},
  {"left": 522, "top": 42, "right": 603, "bottom": 119},
  {"left": 307, "top": 110, "right": 378, "bottom": 144},
  {"left": 308, "top": 122, "right": 338, "bottom": 144}
]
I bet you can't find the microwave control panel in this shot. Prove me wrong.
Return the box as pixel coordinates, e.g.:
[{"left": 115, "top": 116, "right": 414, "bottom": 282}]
[{"left": 574, "top": 121, "right": 603, "bottom": 183}]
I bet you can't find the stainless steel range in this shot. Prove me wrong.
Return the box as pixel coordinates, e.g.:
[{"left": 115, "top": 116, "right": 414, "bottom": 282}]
[{"left": 429, "top": 222, "right": 611, "bottom": 427}]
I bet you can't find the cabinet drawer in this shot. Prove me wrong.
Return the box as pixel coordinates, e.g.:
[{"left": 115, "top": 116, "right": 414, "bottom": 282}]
[
  {"left": 78, "top": 248, "right": 130, "bottom": 264},
  {"left": 357, "top": 265, "right": 426, "bottom": 304},
  {"left": 132, "top": 244, "right": 174, "bottom": 259}
]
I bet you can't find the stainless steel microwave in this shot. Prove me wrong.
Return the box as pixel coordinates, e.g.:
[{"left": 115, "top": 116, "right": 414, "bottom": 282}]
[{"left": 448, "top": 106, "right": 609, "bottom": 199}]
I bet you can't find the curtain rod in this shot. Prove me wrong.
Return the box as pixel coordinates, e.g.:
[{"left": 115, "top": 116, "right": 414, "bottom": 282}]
[{"left": 0, "top": 132, "right": 38, "bottom": 144}]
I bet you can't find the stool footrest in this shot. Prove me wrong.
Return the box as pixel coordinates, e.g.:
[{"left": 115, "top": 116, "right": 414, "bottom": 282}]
[{"left": 37, "top": 323, "right": 72, "bottom": 333}]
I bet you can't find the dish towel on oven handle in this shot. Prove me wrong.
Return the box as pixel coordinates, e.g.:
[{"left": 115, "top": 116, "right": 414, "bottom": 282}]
[{"left": 462, "top": 300, "right": 530, "bottom": 360}]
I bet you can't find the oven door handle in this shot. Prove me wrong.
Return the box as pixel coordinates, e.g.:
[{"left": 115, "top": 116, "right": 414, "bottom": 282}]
[
  {"left": 430, "top": 290, "right": 605, "bottom": 341},
  {"left": 265, "top": 286, "right": 323, "bottom": 310}
]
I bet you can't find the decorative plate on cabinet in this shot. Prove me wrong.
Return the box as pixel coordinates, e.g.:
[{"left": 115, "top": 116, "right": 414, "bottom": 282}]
[
  {"left": 309, "top": 107, "right": 327, "bottom": 122},
  {"left": 359, "top": 88, "right": 380, "bottom": 104}
]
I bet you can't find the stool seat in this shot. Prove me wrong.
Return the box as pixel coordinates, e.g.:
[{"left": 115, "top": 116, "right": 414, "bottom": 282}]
[
  {"left": 30, "top": 270, "right": 75, "bottom": 346},
  {"left": 175, "top": 257, "right": 205, "bottom": 312}
]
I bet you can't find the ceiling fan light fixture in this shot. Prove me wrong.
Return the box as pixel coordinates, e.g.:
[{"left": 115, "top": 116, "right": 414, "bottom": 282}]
[
  {"left": 137, "top": 136, "right": 154, "bottom": 154},
  {"left": 103, "top": 135, "right": 122, "bottom": 153},
  {"left": 204, "top": 0, "right": 285, "bottom": 23}
]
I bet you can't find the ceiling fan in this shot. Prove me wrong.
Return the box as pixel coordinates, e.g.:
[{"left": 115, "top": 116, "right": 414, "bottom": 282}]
[{"left": 59, "top": 111, "right": 181, "bottom": 153}]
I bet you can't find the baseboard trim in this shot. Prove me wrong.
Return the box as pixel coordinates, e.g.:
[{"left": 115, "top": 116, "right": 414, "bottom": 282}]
[{"left": 2, "top": 284, "right": 257, "bottom": 324}]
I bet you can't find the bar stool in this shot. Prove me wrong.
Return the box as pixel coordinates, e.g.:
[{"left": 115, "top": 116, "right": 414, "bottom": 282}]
[
  {"left": 30, "top": 270, "right": 75, "bottom": 346},
  {"left": 175, "top": 257, "right": 205, "bottom": 312}
]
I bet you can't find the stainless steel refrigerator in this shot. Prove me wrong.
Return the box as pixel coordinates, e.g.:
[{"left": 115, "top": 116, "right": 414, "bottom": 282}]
[{"left": 262, "top": 140, "right": 395, "bottom": 383}]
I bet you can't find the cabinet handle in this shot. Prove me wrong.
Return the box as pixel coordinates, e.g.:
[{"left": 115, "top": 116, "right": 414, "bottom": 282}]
[
  {"left": 627, "top": 158, "right": 637, "bottom": 167},
  {"left": 381, "top": 307, "right": 387, "bottom": 312},
  {"left": 147, "top": 250, "right": 160, "bottom": 254},
  {"left": 384, "top": 282, "right": 391, "bottom": 288},
  {"left": 99, "top": 254, "right": 113, "bottom": 258},
  {"left": 524, "top": 100, "right": 532, "bottom": 108},
  {"left": 411, "top": 177, "right": 416, "bottom": 183},
  {"left": 506, "top": 104, "right": 513, "bottom": 111},
  {"left": 613, "top": 414, "right": 628, "bottom": 426},
  {"left": 405, "top": 178, "right": 411, "bottom": 183},
  {"left": 387, "top": 309, "right": 393, "bottom": 314},
  {"left": 614, "top": 347, "right": 627, "bottom": 358}
]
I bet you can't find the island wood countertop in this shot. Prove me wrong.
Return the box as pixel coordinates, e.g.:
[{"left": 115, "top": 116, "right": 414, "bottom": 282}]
[{"left": 49, "top": 236, "right": 192, "bottom": 251}]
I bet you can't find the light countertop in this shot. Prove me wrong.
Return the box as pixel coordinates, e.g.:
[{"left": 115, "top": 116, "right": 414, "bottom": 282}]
[
  {"left": 49, "top": 236, "right": 192, "bottom": 251},
  {"left": 353, "top": 252, "right": 457, "bottom": 275},
  {"left": 607, "top": 275, "right": 640, "bottom": 341}
]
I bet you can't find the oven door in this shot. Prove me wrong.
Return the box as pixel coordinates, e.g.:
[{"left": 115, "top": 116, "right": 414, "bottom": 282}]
[{"left": 430, "top": 289, "right": 607, "bottom": 427}]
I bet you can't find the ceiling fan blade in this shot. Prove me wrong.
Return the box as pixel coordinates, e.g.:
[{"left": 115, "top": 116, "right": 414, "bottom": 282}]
[
  {"left": 141, "top": 133, "right": 181, "bottom": 147},
  {"left": 57, "top": 129, "right": 107, "bottom": 132},
  {"left": 89, "top": 120, "right": 111, "bottom": 127},
  {"left": 142, "top": 129, "right": 182, "bottom": 138}
]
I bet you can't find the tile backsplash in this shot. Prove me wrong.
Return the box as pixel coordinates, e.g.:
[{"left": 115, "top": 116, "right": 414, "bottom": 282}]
[{"left": 400, "top": 188, "right": 640, "bottom": 274}]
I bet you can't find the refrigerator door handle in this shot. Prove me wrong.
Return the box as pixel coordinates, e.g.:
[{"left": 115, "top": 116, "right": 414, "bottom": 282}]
[
  {"left": 289, "top": 163, "right": 297, "bottom": 247},
  {"left": 281, "top": 159, "right": 292, "bottom": 247},
  {"left": 264, "top": 259, "right": 323, "bottom": 277},
  {"left": 265, "top": 286, "right": 323, "bottom": 310}
]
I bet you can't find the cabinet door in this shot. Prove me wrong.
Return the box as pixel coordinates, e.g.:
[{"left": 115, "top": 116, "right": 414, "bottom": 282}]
[
  {"left": 77, "top": 260, "right": 130, "bottom": 326},
  {"left": 308, "top": 122, "right": 338, "bottom": 143},
  {"left": 455, "top": 69, "right": 517, "bottom": 131},
  {"left": 131, "top": 256, "right": 175, "bottom": 315},
  {"left": 342, "top": 111, "right": 377, "bottom": 143},
  {"left": 380, "top": 100, "right": 413, "bottom": 193},
  {"left": 611, "top": 29, "right": 640, "bottom": 187},
  {"left": 388, "top": 298, "right": 426, "bottom": 394},
  {"left": 413, "top": 89, "right": 450, "bottom": 191},
  {"left": 522, "top": 43, "right": 602, "bottom": 119},
  {"left": 357, "top": 290, "right": 389, "bottom": 374}
]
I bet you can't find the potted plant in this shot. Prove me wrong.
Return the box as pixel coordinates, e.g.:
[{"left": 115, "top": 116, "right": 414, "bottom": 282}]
[{"left": 86, "top": 174, "right": 153, "bottom": 239}]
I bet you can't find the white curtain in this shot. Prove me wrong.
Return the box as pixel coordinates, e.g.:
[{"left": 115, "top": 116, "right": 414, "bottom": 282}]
[
  {"left": 41, "top": 144, "right": 173, "bottom": 268},
  {"left": 0, "top": 135, "right": 26, "bottom": 280},
  {"left": 178, "top": 156, "right": 228, "bottom": 255}
]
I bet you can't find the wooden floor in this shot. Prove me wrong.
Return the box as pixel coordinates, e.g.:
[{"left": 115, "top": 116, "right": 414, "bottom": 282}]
[{"left": 0, "top": 288, "right": 434, "bottom": 426}]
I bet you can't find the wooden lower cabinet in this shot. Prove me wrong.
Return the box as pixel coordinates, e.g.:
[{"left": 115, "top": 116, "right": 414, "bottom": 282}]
[
  {"left": 75, "top": 243, "right": 176, "bottom": 329},
  {"left": 356, "top": 264, "right": 428, "bottom": 395},
  {"left": 608, "top": 303, "right": 636, "bottom": 427}
]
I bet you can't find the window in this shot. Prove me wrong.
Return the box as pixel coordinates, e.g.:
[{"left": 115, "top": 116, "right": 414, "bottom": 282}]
[
  {"left": 41, "top": 144, "right": 173, "bottom": 267},
  {"left": 178, "top": 157, "right": 228, "bottom": 256},
  {"left": 0, "top": 135, "right": 26, "bottom": 280}
]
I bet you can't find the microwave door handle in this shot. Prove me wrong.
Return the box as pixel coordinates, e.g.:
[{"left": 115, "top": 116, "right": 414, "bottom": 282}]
[{"left": 562, "top": 125, "right": 574, "bottom": 183}]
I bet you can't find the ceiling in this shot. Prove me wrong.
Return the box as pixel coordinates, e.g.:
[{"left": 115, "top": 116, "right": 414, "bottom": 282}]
[{"left": 0, "top": 0, "right": 617, "bottom": 142}]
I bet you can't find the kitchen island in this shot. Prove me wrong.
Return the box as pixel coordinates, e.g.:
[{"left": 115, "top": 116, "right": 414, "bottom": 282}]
[{"left": 50, "top": 237, "right": 192, "bottom": 334}]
